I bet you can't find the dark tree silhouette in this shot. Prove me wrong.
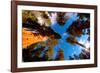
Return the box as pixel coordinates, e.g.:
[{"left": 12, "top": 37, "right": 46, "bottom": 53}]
[
  {"left": 55, "top": 49, "right": 64, "bottom": 60},
  {"left": 66, "top": 36, "right": 86, "bottom": 48},
  {"left": 56, "top": 12, "right": 66, "bottom": 26},
  {"left": 22, "top": 11, "right": 90, "bottom": 62},
  {"left": 69, "top": 56, "right": 74, "bottom": 60}
]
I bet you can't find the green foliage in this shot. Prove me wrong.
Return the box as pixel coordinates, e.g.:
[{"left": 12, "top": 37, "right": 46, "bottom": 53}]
[
  {"left": 22, "top": 10, "right": 37, "bottom": 24},
  {"left": 22, "top": 11, "right": 90, "bottom": 62}
]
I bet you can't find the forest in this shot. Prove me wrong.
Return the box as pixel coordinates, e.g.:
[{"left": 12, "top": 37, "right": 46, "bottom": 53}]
[{"left": 22, "top": 10, "right": 90, "bottom": 62}]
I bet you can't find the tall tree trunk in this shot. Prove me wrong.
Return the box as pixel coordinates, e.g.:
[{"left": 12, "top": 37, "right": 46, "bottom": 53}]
[{"left": 75, "top": 41, "right": 86, "bottom": 48}]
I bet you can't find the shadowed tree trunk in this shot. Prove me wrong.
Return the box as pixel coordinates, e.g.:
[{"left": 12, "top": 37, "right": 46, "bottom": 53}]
[{"left": 66, "top": 36, "right": 86, "bottom": 48}]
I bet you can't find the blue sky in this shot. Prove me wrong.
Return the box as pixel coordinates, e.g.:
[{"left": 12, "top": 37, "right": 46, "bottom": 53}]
[{"left": 50, "top": 13, "right": 89, "bottom": 60}]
